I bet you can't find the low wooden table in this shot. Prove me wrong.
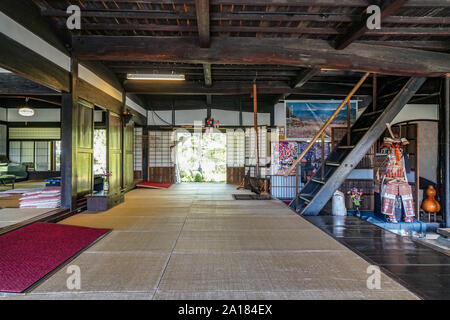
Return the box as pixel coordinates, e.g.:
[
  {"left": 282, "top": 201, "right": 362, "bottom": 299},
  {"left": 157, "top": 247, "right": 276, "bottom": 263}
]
[
  {"left": 0, "top": 175, "right": 15, "bottom": 189},
  {"left": 85, "top": 190, "right": 124, "bottom": 212}
]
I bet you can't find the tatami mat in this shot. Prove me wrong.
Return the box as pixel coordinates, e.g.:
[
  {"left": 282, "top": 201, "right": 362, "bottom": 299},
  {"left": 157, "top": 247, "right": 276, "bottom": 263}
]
[
  {"left": 6, "top": 183, "right": 418, "bottom": 300},
  {"left": 33, "top": 252, "right": 169, "bottom": 293}
]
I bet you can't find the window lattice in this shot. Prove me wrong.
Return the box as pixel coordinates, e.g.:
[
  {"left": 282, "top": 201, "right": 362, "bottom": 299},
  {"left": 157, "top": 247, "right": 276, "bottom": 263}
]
[
  {"left": 226, "top": 129, "right": 245, "bottom": 167},
  {"left": 134, "top": 127, "right": 143, "bottom": 171},
  {"left": 34, "top": 141, "right": 50, "bottom": 171},
  {"left": 148, "top": 130, "right": 173, "bottom": 167}
]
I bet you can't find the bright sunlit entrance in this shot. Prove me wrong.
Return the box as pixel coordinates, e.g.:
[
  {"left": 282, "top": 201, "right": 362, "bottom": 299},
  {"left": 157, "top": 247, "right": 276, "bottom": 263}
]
[{"left": 176, "top": 129, "right": 226, "bottom": 183}]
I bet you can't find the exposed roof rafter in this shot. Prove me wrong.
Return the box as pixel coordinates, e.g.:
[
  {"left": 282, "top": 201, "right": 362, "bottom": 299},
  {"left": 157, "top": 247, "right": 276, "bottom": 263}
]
[{"left": 335, "top": 0, "right": 409, "bottom": 50}]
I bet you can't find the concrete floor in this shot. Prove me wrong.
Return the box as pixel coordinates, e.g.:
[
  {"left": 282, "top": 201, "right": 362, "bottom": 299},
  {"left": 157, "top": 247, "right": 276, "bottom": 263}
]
[{"left": 5, "top": 183, "right": 418, "bottom": 300}]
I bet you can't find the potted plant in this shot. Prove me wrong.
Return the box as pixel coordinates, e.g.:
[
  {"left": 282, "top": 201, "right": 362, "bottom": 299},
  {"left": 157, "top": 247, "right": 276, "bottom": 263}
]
[{"left": 347, "top": 187, "right": 363, "bottom": 217}]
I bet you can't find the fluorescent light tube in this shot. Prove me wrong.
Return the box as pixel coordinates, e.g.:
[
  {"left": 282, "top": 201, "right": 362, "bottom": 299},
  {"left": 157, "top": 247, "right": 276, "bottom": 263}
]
[{"left": 127, "top": 73, "right": 185, "bottom": 81}]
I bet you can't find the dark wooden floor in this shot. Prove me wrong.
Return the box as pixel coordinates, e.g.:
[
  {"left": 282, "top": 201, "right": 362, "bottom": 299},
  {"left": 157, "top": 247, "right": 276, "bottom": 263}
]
[{"left": 304, "top": 216, "right": 450, "bottom": 300}]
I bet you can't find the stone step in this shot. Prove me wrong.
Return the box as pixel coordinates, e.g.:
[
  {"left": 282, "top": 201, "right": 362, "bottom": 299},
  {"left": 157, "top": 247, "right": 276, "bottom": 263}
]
[{"left": 437, "top": 228, "right": 450, "bottom": 238}]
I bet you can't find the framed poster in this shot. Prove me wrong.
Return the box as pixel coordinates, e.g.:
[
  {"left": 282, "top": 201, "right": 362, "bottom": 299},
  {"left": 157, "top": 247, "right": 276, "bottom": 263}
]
[
  {"left": 271, "top": 141, "right": 299, "bottom": 175},
  {"left": 285, "top": 100, "right": 358, "bottom": 141}
]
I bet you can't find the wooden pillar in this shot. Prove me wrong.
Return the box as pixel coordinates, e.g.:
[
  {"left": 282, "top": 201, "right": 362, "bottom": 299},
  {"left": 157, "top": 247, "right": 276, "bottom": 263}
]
[
  {"left": 143, "top": 126, "right": 149, "bottom": 181},
  {"left": 121, "top": 92, "right": 126, "bottom": 190},
  {"left": 171, "top": 99, "right": 175, "bottom": 126},
  {"left": 416, "top": 123, "right": 420, "bottom": 220},
  {"left": 61, "top": 59, "right": 78, "bottom": 210},
  {"left": 321, "top": 132, "right": 325, "bottom": 180},
  {"left": 373, "top": 74, "right": 377, "bottom": 112},
  {"left": 347, "top": 100, "right": 351, "bottom": 146},
  {"left": 444, "top": 76, "right": 450, "bottom": 227},
  {"left": 239, "top": 99, "right": 243, "bottom": 127},
  {"left": 253, "top": 83, "right": 260, "bottom": 177}
]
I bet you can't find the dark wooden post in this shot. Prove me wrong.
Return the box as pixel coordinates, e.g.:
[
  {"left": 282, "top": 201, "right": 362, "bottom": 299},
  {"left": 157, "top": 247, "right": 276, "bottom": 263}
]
[
  {"left": 347, "top": 100, "right": 351, "bottom": 146},
  {"left": 239, "top": 99, "right": 243, "bottom": 127},
  {"left": 143, "top": 126, "right": 149, "bottom": 181},
  {"left": 373, "top": 74, "right": 377, "bottom": 112},
  {"left": 321, "top": 132, "right": 325, "bottom": 180},
  {"left": 295, "top": 162, "right": 299, "bottom": 210},
  {"left": 444, "top": 76, "right": 450, "bottom": 227},
  {"left": 61, "top": 59, "right": 78, "bottom": 210}
]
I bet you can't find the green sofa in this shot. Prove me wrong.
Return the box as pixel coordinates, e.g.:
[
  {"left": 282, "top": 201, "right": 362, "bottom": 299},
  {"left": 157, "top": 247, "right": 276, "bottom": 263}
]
[{"left": 0, "top": 163, "right": 28, "bottom": 181}]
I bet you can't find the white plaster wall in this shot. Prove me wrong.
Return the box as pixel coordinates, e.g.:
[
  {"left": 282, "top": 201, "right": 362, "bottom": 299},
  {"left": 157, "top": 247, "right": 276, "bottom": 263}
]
[
  {"left": 0, "top": 107, "right": 6, "bottom": 121},
  {"left": 211, "top": 109, "right": 239, "bottom": 126},
  {"left": 274, "top": 103, "right": 285, "bottom": 127},
  {"left": 148, "top": 110, "right": 173, "bottom": 126},
  {"left": 242, "top": 112, "right": 270, "bottom": 126},
  {"left": 418, "top": 121, "right": 438, "bottom": 184},
  {"left": 392, "top": 104, "right": 438, "bottom": 124},
  {"left": 94, "top": 110, "right": 104, "bottom": 122},
  {"left": 7, "top": 108, "right": 60, "bottom": 122},
  {"left": 175, "top": 109, "right": 207, "bottom": 125}
]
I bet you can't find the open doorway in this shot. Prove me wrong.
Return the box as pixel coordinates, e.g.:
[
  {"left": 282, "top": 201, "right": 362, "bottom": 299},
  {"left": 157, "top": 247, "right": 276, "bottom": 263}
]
[
  {"left": 92, "top": 109, "right": 108, "bottom": 194},
  {"left": 176, "top": 130, "right": 226, "bottom": 183}
]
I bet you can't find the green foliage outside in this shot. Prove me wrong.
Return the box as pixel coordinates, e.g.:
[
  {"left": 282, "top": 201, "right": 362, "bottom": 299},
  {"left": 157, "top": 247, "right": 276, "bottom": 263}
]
[
  {"left": 93, "top": 129, "right": 107, "bottom": 175},
  {"left": 177, "top": 131, "right": 226, "bottom": 182}
]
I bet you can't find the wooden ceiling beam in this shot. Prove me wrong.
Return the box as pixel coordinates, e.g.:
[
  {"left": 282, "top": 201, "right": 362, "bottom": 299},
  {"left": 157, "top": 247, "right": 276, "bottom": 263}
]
[
  {"left": 356, "top": 40, "right": 450, "bottom": 52},
  {"left": 195, "top": 0, "right": 210, "bottom": 48},
  {"left": 203, "top": 63, "right": 212, "bottom": 86},
  {"left": 274, "top": 67, "right": 321, "bottom": 103},
  {"left": 123, "top": 80, "right": 372, "bottom": 96},
  {"left": 72, "top": 36, "right": 450, "bottom": 76},
  {"left": 46, "top": 0, "right": 368, "bottom": 7},
  {"left": 42, "top": 8, "right": 450, "bottom": 25},
  {"left": 41, "top": 0, "right": 450, "bottom": 7},
  {"left": 291, "top": 68, "right": 321, "bottom": 88},
  {"left": 335, "top": 0, "right": 408, "bottom": 50},
  {"left": 58, "top": 23, "right": 450, "bottom": 36},
  {"left": 0, "top": 73, "right": 60, "bottom": 96}
]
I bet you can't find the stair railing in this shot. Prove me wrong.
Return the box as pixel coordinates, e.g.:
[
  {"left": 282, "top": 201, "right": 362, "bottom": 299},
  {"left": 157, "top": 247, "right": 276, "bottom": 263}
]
[{"left": 284, "top": 72, "right": 371, "bottom": 178}]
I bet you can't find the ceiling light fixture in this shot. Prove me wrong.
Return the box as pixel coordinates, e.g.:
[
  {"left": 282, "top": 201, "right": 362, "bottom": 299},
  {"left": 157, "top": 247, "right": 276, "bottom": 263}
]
[
  {"left": 18, "top": 98, "right": 35, "bottom": 117},
  {"left": 126, "top": 73, "right": 185, "bottom": 81}
]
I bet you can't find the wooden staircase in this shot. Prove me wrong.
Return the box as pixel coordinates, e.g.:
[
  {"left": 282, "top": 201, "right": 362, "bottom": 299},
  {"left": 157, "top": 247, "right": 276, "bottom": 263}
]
[{"left": 290, "top": 76, "right": 426, "bottom": 216}]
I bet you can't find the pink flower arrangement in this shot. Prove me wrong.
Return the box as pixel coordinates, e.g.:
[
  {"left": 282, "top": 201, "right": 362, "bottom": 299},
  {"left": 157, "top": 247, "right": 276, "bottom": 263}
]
[
  {"left": 347, "top": 187, "right": 363, "bottom": 207},
  {"left": 104, "top": 170, "right": 112, "bottom": 181}
]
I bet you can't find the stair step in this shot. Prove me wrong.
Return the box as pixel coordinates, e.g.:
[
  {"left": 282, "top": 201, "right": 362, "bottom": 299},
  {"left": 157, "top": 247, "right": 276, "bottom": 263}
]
[
  {"left": 299, "top": 196, "right": 312, "bottom": 203},
  {"left": 310, "top": 178, "right": 325, "bottom": 184},
  {"left": 297, "top": 76, "right": 427, "bottom": 216},
  {"left": 352, "top": 127, "right": 370, "bottom": 133}
]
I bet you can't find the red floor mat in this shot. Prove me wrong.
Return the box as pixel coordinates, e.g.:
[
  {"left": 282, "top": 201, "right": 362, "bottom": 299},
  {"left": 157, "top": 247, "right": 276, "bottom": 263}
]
[
  {"left": 0, "top": 222, "right": 109, "bottom": 293},
  {"left": 137, "top": 181, "right": 172, "bottom": 189}
]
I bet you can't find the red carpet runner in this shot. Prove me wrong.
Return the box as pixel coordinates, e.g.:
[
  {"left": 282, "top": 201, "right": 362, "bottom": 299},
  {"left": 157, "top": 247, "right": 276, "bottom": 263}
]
[
  {"left": 0, "top": 222, "right": 109, "bottom": 293},
  {"left": 137, "top": 181, "right": 172, "bottom": 189}
]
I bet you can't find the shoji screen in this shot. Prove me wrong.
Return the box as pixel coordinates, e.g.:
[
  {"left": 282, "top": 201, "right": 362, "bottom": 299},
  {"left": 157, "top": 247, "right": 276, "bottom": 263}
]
[
  {"left": 148, "top": 131, "right": 173, "bottom": 167},
  {"left": 133, "top": 127, "right": 143, "bottom": 179},
  {"left": 0, "top": 124, "right": 6, "bottom": 156},
  {"left": 245, "top": 126, "right": 268, "bottom": 177},
  {"left": 226, "top": 129, "right": 245, "bottom": 184},
  {"left": 226, "top": 129, "right": 245, "bottom": 167},
  {"left": 148, "top": 130, "right": 175, "bottom": 183}
]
